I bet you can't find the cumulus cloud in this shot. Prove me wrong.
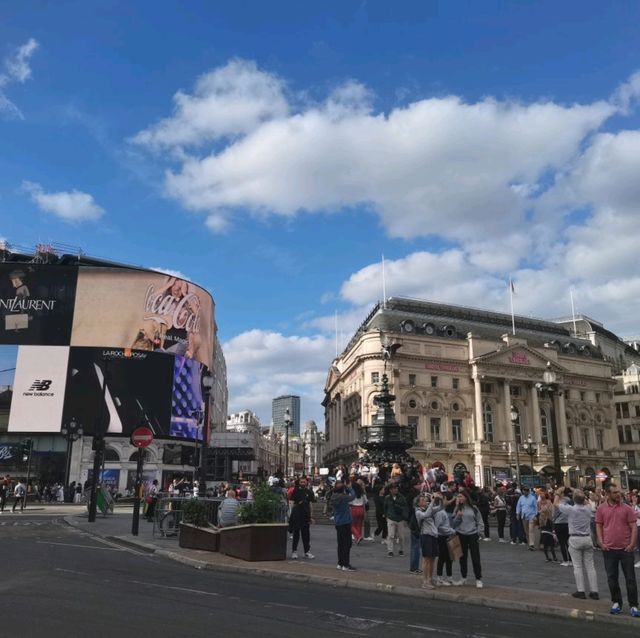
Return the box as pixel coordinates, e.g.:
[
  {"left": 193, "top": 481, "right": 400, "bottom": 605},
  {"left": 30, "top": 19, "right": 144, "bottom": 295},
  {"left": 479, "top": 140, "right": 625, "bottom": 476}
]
[
  {"left": 22, "top": 181, "right": 105, "bottom": 222},
  {"left": 131, "top": 59, "right": 289, "bottom": 150},
  {"left": 223, "top": 329, "right": 334, "bottom": 426},
  {"left": 149, "top": 267, "right": 190, "bottom": 280},
  {"left": 0, "top": 38, "right": 38, "bottom": 119},
  {"left": 130, "top": 58, "right": 640, "bottom": 242}
]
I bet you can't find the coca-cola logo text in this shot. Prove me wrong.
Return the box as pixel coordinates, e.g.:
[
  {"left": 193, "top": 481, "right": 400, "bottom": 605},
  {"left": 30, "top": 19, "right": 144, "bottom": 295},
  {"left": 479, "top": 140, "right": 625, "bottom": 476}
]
[{"left": 143, "top": 285, "right": 201, "bottom": 334}]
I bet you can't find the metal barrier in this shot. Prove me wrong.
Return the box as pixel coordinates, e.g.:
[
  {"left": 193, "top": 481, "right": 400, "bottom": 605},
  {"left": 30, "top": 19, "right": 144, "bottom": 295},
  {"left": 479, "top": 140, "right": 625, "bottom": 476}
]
[{"left": 152, "top": 494, "right": 223, "bottom": 538}]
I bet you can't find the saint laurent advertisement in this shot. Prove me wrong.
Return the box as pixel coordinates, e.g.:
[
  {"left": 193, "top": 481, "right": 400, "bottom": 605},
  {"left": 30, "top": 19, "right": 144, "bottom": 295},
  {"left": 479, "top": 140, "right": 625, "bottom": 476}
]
[{"left": 0, "top": 264, "right": 77, "bottom": 345}]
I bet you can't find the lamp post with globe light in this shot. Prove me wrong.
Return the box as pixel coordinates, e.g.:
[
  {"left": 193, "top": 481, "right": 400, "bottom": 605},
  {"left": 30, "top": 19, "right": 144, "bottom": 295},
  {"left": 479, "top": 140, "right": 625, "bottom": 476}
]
[
  {"left": 510, "top": 406, "right": 522, "bottom": 487},
  {"left": 284, "top": 408, "right": 292, "bottom": 478},
  {"left": 536, "top": 362, "right": 564, "bottom": 486},
  {"left": 522, "top": 435, "right": 539, "bottom": 486}
]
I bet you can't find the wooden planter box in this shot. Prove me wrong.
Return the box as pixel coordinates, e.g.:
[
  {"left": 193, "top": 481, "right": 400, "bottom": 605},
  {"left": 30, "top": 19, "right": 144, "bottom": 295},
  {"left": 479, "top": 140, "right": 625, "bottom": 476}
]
[
  {"left": 179, "top": 523, "right": 220, "bottom": 552},
  {"left": 218, "top": 523, "right": 287, "bottom": 561}
]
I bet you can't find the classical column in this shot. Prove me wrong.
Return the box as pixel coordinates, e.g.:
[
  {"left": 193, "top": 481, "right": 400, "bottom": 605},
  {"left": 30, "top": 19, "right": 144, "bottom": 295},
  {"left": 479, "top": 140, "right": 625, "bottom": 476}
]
[
  {"left": 473, "top": 376, "right": 484, "bottom": 441},
  {"left": 503, "top": 380, "right": 512, "bottom": 442},
  {"left": 530, "top": 383, "right": 541, "bottom": 442}
]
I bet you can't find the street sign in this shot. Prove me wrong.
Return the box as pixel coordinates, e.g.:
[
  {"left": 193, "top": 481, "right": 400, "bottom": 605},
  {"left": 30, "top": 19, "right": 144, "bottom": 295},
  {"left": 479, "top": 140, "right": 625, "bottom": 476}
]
[{"left": 131, "top": 427, "right": 154, "bottom": 448}]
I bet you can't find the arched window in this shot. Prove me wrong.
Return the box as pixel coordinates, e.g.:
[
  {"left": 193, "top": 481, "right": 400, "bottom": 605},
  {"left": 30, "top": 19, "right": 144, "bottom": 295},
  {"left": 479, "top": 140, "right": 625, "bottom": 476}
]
[
  {"left": 104, "top": 448, "right": 120, "bottom": 462},
  {"left": 482, "top": 402, "right": 494, "bottom": 443},
  {"left": 540, "top": 409, "right": 549, "bottom": 446}
]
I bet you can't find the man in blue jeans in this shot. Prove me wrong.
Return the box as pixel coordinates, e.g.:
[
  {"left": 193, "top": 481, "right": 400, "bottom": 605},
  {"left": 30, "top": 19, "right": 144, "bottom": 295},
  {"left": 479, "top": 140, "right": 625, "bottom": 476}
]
[
  {"left": 596, "top": 483, "right": 639, "bottom": 617},
  {"left": 330, "top": 480, "right": 356, "bottom": 571}
]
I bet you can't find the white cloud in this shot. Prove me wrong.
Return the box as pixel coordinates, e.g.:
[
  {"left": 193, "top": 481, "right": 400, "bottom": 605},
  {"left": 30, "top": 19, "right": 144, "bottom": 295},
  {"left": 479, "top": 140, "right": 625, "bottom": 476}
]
[
  {"left": 22, "top": 181, "right": 105, "bottom": 222},
  {"left": 130, "top": 59, "right": 639, "bottom": 243},
  {"left": 131, "top": 59, "right": 289, "bottom": 150},
  {"left": 0, "top": 38, "right": 38, "bottom": 119},
  {"left": 223, "top": 329, "right": 334, "bottom": 427},
  {"left": 149, "top": 267, "right": 190, "bottom": 280}
]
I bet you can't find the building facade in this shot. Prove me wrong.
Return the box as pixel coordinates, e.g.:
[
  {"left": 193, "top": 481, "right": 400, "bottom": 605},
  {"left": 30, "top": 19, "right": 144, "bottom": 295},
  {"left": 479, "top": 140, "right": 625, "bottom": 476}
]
[
  {"left": 301, "top": 420, "right": 326, "bottom": 476},
  {"left": 0, "top": 243, "right": 226, "bottom": 492},
  {"left": 324, "top": 298, "right": 628, "bottom": 488},
  {"left": 272, "top": 395, "right": 301, "bottom": 436},
  {"left": 614, "top": 364, "right": 640, "bottom": 471}
]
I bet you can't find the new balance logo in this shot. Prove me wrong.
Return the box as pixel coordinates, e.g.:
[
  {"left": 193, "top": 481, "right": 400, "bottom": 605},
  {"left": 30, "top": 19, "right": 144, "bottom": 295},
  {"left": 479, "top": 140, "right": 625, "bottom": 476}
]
[{"left": 29, "top": 380, "right": 52, "bottom": 391}]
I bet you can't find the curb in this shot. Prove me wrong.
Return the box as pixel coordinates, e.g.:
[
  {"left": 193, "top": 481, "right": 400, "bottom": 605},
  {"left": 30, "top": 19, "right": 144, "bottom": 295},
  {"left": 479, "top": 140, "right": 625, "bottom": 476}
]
[{"left": 63, "top": 517, "right": 636, "bottom": 628}]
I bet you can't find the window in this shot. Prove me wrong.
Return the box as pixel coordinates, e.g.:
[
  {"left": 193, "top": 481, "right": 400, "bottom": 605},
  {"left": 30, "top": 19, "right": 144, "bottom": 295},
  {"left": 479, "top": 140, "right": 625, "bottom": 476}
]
[
  {"left": 580, "top": 391, "right": 585, "bottom": 402},
  {"left": 595, "top": 393, "right": 600, "bottom": 403},
  {"left": 430, "top": 417, "right": 441, "bottom": 441},
  {"left": 581, "top": 429, "right": 589, "bottom": 449},
  {"left": 431, "top": 376, "right": 438, "bottom": 388},
  {"left": 622, "top": 403, "right": 630, "bottom": 419},
  {"left": 409, "top": 374, "right": 416, "bottom": 386},
  {"left": 510, "top": 386, "right": 521, "bottom": 397},
  {"left": 616, "top": 404, "right": 622, "bottom": 419},
  {"left": 596, "top": 429, "right": 604, "bottom": 450},
  {"left": 625, "top": 425, "right": 633, "bottom": 443},
  {"left": 371, "top": 372, "right": 380, "bottom": 384},
  {"left": 568, "top": 427, "right": 574, "bottom": 448},
  {"left": 451, "top": 402, "right": 460, "bottom": 412},
  {"left": 431, "top": 400, "right": 439, "bottom": 410},
  {"left": 481, "top": 382, "right": 493, "bottom": 394},
  {"left": 452, "top": 378, "right": 459, "bottom": 390},
  {"left": 618, "top": 425, "right": 625, "bottom": 444},
  {"left": 636, "top": 405, "right": 640, "bottom": 418},
  {"left": 482, "top": 402, "right": 494, "bottom": 443},
  {"left": 627, "top": 451, "right": 637, "bottom": 469},
  {"left": 104, "top": 448, "right": 120, "bottom": 462},
  {"left": 540, "top": 409, "right": 549, "bottom": 446},
  {"left": 408, "top": 399, "right": 417, "bottom": 409},
  {"left": 407, "top": 415, "right": 419, "bottom": 432},
  {"left": 452, "top": 419, "right": 462, "bottom": 442}
]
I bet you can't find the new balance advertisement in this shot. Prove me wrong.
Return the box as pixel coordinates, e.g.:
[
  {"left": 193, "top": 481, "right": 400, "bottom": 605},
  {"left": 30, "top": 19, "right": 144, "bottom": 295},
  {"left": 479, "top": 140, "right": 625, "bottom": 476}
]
[
  {"left": 0, "top": 264, "right": 77, "bottom": 345},
  {"left": 61, "top": 347, "right": 173, "bottom": 438},
  {"left": 7, "top": 345, "right": 69, "bottom": 432},
  {"left": 71, "top": 269, "right": 215, "bottom": 369}
]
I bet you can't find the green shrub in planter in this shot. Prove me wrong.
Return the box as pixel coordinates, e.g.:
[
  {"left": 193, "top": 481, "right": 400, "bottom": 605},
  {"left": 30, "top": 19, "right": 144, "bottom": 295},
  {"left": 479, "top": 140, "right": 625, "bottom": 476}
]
[
  {"left": 181, "top": 498, "right": 210, "bottom": 528},
  {"left": 238, "top": 483, "right": 283, "bottom": 524}
]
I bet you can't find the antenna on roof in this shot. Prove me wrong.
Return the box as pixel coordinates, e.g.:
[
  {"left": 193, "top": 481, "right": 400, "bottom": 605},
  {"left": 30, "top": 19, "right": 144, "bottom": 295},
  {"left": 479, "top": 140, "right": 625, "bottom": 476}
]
[
  {"left": 570, "top": 287, "right": 578, "bottom": 336},
  {"left": 381, "top": 254, "right": 387, "bottom": 309}
]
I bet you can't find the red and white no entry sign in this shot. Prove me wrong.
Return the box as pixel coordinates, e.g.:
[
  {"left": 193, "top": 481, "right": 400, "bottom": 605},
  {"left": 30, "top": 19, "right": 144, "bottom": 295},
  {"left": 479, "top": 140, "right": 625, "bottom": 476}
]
[{"left": 131, "top": 426, "right": 154, "bottom": 448}]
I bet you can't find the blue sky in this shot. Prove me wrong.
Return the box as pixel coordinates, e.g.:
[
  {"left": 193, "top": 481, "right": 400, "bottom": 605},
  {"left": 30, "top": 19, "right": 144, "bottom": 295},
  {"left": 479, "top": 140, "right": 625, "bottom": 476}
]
[{"left": 2, "top": 1, "right": 640, "bottom": 426}]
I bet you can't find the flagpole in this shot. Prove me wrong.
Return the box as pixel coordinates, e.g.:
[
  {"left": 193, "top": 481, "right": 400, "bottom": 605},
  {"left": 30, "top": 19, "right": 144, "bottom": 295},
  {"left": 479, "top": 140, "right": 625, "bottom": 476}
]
[
  {"left": 509, "top": 278, "right": 516, "bottom": 336},
  {"left": 382, "top": 254, "right": 387, "bottom": 309},
  {"left": 570, "top": 288, "right": 577, "bottom": 336}
]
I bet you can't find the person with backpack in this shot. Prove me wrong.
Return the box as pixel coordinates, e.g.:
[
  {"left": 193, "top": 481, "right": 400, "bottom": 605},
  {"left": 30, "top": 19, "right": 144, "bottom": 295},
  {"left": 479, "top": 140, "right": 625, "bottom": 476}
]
[
  {"left": 384, "top": 482, "right": 408, "bottom": 557},
  {"left": 452, "top": 489, "right": 484, "bottom": 588}
]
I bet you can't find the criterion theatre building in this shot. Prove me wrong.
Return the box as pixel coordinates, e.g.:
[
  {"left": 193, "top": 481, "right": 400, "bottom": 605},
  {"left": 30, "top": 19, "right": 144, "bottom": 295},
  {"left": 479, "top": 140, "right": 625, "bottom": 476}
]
[{"left": 323, "top": 297, "right": 631, "bottom": 487}]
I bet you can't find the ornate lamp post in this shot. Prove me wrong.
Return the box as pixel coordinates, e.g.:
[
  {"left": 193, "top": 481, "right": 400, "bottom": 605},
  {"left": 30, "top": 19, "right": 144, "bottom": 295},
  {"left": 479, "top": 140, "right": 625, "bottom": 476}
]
[
  {"left": 510, "top": 406, "right": 522, "bottom": 487},
  {"left": 61, "top": 417, "right": 83, "bottom": 494},
  {"left": 537, "top": 362, "right": 564, "bottom": 486},
  {"left": 522, "top": 434, "right": 538, "bottom": 486},
  {"left": 284, "top": 408, "right": 292, "bottom": 478}
]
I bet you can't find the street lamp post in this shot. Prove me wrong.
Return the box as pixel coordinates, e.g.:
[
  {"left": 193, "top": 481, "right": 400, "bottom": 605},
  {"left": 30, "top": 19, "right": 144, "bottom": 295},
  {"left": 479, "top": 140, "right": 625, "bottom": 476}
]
[
  {"left": 510, "top": 406, "right": 522, "bottom": 487},
  {"left": 537, "top": 362, "right": 564, "bottom": 486},
  {"left": 284, "top": 408, "right": 292, "bottom": 479},
  {"left": 61, "top": 417, "right": 83, "bottom": 499},
  {"left": 522, "top": 435, "right": 538, "bottom": 486},
  {"left": 200, "top": 371, "right": 214, "bottom": 491}
]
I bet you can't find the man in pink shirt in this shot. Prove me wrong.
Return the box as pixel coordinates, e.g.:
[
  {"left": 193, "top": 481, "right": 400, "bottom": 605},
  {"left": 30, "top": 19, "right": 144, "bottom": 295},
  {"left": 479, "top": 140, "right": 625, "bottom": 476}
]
[{"left": 596, "top": 483, "right": 639, "bottom": 617}]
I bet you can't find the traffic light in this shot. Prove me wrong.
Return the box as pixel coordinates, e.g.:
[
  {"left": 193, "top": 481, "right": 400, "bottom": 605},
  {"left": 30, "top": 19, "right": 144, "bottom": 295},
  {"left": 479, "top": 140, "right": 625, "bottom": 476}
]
[{"left": 20, "top": 439, "right": 33, "bottom": 462}]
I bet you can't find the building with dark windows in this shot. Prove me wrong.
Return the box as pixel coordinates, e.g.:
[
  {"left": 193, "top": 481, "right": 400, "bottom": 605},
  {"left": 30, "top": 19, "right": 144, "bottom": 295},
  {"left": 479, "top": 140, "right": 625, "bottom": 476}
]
[
  {"left": 0, "top": 241, "right": 226, "bottom": 494},
  {"left": 272, "top": 394, "right": 301, "bottom": 436},
  {"left": 324, "top": 297, "right": 634, "bottom": 488}
]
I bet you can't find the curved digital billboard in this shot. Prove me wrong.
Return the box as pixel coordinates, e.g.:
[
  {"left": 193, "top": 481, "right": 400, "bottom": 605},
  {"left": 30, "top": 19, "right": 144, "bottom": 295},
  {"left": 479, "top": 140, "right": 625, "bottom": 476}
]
[{"left": 0, "top": 264, "right": 215, "bottom": 441}]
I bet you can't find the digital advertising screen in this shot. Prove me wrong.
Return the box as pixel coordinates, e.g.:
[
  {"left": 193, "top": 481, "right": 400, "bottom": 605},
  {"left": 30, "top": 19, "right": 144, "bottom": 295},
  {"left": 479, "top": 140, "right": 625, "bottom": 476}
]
[
  {"left": 0, "top": 264, "right": 77, "bottom": 345},
  {"left": 71, "top": 269, "right": 215, "bottom": 369}
]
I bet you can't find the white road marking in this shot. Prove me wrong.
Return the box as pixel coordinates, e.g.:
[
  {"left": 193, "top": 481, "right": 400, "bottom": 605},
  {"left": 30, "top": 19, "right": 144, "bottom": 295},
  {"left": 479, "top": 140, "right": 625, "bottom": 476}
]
[
  {"left": 267, "top": 602, "right": 309, "bottom": 610},
  {"left": 130, "top": 580, "right": 221, "bottom": 597},
  {"left": 36, "top": 541, "right": 124, "bottom": 551},
  {"left": 54, "top": 568, "right": 91, "bottom": 576}
]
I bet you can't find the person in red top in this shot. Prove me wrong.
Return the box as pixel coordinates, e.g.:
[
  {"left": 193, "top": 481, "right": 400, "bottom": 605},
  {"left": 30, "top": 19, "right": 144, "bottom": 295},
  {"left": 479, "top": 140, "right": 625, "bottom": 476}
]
[{"left": 595, "top": 483, "right": 639, "bottom": 617}]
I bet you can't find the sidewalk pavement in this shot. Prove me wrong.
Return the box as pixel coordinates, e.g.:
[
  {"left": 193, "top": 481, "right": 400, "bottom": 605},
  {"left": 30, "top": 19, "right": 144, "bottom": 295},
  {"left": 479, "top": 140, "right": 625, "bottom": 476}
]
[{"left": 64, "top": 509, "right": 639, "bottom": 628}]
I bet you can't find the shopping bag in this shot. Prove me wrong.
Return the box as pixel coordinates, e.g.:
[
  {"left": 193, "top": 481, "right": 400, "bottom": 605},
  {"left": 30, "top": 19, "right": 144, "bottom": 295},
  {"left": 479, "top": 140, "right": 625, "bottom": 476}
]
[{"left": 447, "top": 534, "right": 463, "bottom": 561}]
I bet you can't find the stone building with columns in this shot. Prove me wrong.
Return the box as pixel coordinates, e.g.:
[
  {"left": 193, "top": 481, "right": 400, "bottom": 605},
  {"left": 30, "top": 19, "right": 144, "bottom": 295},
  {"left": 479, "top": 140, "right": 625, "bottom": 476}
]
[{"left": 323, "top": 297, "right": 627, "bottom": 487}]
